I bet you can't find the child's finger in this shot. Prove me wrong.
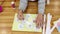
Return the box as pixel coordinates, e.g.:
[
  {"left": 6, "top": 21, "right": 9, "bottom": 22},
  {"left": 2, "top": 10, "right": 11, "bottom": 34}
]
[
  {"left": 36, "top": 23, "right": 39, "bottom": 28},
  {"left": 36, "top": 21, "right": 40, "bottom": 28},
  {"left": 36, "top": 23, "right": 40, "bottom": 28}
]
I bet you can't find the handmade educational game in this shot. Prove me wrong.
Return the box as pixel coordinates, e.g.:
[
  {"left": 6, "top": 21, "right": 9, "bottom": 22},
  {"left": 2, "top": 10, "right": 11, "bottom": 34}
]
[{"left": 12, "top": 13, "right": 42, "bottom": 32}]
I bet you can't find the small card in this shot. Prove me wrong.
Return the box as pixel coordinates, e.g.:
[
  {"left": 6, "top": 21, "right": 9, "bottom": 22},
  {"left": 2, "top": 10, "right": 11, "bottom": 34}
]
[
  {"left": 54, "top": 19, "right": 60, "bottom": 32},
  {"left": 12, "top": 13, "right": 42, "bottom": 32},
  {"left": 56, "top": 21, "right": 60, "bottom": 32}
]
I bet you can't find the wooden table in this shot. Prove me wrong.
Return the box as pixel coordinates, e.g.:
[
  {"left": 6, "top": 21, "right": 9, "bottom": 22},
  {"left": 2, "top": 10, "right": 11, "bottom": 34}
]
[{"left": 0, "top": 0, "right": 60, "bottom": 34}]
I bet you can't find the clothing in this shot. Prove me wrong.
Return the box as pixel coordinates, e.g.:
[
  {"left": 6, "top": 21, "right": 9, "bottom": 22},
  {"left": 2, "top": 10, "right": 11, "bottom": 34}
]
[{"left": 19, "top": 0, "right": 45, "bottom": 14}]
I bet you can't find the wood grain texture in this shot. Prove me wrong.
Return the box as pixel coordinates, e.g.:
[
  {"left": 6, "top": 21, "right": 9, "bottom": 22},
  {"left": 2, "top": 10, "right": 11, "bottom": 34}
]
[{"left": 0, "top": 0, "right": 60, "bottom": 34}]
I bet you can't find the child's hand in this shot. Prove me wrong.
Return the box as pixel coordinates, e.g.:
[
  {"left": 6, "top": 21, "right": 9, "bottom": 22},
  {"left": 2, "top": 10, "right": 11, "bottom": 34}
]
[
  {"left": 17, "top": 10, "right": 24, "bottom": 20},
  {"left": 34, "top": 14, "right": 43, "bottom": 28}
]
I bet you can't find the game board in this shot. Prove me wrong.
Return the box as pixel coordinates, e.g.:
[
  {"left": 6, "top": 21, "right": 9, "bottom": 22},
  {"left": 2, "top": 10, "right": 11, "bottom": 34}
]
[{"left": 12, "top": 13, "right": 42, "bottom": 32}]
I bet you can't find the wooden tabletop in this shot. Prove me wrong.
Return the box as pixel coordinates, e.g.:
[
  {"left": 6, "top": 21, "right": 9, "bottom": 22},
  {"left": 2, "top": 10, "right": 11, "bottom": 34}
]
[{"left": 0, "top": 0, "right": 60, "bottom": 34}]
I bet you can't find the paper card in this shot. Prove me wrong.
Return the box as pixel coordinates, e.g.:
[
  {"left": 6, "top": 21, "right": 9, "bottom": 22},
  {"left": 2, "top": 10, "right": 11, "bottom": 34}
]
[
  {"left": 56, "top": 21, "right": 60, "bottom": 32},
  {"left": 12, "top": 13, "right": 42, "bottom": 32},
  {"left": 53, "top": 19, "right": 60, "bottom": 32}
]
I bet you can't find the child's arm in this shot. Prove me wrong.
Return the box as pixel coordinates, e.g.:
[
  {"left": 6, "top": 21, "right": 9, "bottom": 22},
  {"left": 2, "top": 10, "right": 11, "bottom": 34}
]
[
  {"left": 19, "top": 0, "right": 28, "bottom": 12},
  {"left": 18, "top": 0, "right": 28, "bottom": 20},
  {"left": 38, "top": 0, "right": 45, "bottom": 15}
]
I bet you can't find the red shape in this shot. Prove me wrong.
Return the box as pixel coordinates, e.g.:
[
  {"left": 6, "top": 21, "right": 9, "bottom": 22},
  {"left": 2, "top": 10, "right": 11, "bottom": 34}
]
[
  {"left": 0, "top": 5, "right": 3, "bottom": 13},
  {"left": 12, "top": 3, "right": 15, "bottom": 8}
]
